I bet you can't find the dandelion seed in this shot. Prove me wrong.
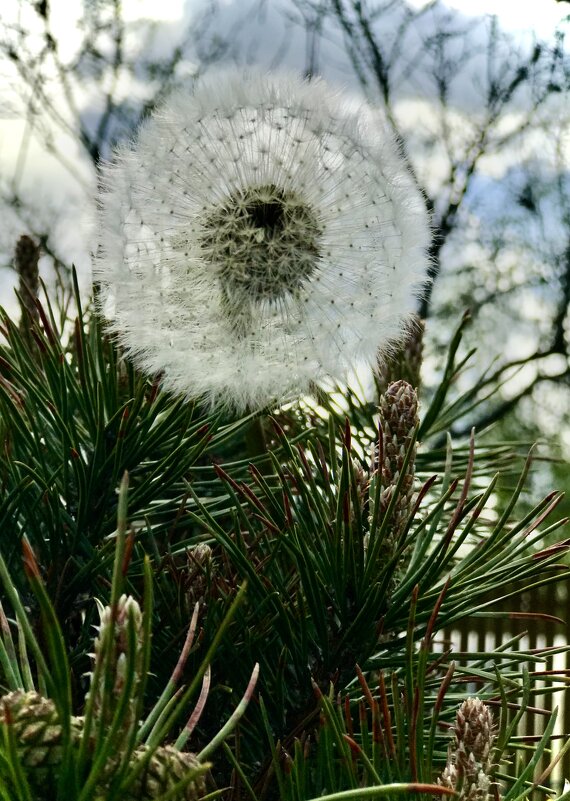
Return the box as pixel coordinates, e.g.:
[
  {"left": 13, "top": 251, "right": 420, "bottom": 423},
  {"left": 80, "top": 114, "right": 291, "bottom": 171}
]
[{"left": 94, "top": 69, "right": 430, "bottom": 411}]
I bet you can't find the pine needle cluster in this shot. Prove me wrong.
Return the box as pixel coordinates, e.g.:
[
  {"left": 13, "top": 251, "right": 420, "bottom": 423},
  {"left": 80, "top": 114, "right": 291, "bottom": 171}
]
[{"left": 0, "top": 261, "right": 568, "bottom": 801}]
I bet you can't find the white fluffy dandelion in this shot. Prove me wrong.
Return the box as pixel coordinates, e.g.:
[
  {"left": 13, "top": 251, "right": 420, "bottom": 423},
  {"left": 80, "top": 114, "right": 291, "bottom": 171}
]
[{"left": 94, "top": 69, "right": 430, "bottom": 412}]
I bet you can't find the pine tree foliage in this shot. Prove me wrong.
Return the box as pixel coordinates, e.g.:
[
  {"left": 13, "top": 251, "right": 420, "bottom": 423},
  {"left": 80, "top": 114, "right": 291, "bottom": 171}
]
[
  {"left": 0, "top": 274, "right": 253, "bottom": 607},
  {"left": 0, "top": 479, "right": 255, "bottom": 801},
  {"left": 0, "top": 276, "right": 569, "bottom": 800}
]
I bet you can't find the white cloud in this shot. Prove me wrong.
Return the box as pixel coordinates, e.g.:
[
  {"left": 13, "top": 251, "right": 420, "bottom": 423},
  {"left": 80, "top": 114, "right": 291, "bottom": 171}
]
[{"left": 407, "top": 0, "right": 568, "bottom": 38}]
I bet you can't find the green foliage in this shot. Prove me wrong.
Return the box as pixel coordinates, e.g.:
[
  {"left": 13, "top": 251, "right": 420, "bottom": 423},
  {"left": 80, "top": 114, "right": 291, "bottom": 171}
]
[
  {"left": 0, "top": 275, "right": 255, "bottom": 611},
  {"left": 0, "top": 475, "right": 254, "bottom": 800},
  {"left": 0, "top": 287, "right": 569, "bottom": 799},
  {"left": 262, "top": 627, "right": 570, "bottom": 801}
]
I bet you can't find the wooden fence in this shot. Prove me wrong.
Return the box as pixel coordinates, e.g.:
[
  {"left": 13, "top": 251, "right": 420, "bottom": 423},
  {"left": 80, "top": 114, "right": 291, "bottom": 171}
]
[{"left": 440, "top": 581, "right": 570, "bottom": 793}]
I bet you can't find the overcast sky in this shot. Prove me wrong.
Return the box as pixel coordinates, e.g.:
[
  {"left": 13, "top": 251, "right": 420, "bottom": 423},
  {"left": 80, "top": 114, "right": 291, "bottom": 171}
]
[
  {"left": 409, "top": 0, "right": 568, "bottom": 36},
  {"left": 119, "top": 0, "right": 570, "bottom": 38}
]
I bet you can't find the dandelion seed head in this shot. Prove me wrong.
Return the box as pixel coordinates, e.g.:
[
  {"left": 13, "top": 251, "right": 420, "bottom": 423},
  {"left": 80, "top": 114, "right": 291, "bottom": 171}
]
[
  {"left": 199, "top": 182, "right": 322, "bottom": 307},
  {"left": 94, "top": 68, "right": 430, "bottom": 411}
]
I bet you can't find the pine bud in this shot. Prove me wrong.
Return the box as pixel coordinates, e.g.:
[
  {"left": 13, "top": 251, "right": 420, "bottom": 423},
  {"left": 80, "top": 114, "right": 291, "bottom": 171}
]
[
  {"left": 377, "top": 316, "right": 425, "bottom": 393},
  {"left": 1, "top": 690, "right": 61, "bottom": 766},
  {"left": 440, "top": 698, "right": 496, "bottom": 801},
  {"left": 454, "top": 697, "right": 495, "bottom": 769},
  {"left": 0, "top": 690, "right": 65, "bottom": 789},
  {"left": 370, "top": 380, "right": 419, "bottom": 575},
  {"left": 90, "top": 594, "right": 144, "bottom": 737},
  {"left": 125, "top": 744, "right": 206, "bottom": 801},
  {"left": 14, "top": 235, "right": 40, "bottom": 327},
  {"left": 185, "top": 544, "right": 214, "bottom": 611}
]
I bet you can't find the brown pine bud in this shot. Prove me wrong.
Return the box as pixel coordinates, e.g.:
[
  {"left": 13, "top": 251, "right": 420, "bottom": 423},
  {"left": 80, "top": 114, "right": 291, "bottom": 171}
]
[
  {"left": 368, "top": 380, "right": 419, "bottom": 592},
  {"left": 378, "top": 379, "right": 419, "bottom": 542},
  {"left": 440, "top": 698, "right": 496, "bottom": 801},
  {"left": 14, "top": 235, "right": 40, "bottom": 327},
  {"left": 185, "top": 543, "right": 214, "bottom": 610},
  {"left": 377, "top": 316, "right": 425, "bottom": 394}
]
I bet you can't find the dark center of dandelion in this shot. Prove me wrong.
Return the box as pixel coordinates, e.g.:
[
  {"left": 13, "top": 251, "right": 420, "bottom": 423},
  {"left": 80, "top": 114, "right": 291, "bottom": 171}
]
[
  {"left": 200, "top": 184, "right": 322, "bottom": 303},
  {"left": 246, "top": 197, "right": 286, "bottom": 234}
]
